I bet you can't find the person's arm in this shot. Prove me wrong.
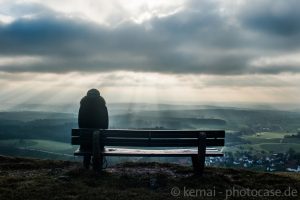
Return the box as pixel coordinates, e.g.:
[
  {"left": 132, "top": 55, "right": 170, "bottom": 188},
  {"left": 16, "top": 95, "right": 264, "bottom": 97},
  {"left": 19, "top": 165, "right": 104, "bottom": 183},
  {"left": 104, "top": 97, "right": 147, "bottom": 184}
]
[
  {"left": 78, "top": 97, "right": 86, "bottom": 128},
  {"left": 104, "top": 106, "right": 109, "bottom": 129},
  {"left": 78, "top": 103, "right": 82, "bottom": 128}
]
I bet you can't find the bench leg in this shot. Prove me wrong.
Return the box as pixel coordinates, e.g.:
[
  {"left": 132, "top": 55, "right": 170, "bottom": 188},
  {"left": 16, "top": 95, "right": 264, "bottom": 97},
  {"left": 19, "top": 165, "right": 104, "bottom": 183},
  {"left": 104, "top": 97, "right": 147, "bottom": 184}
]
[
  {"left": 92, "top": 131, "right": 103, "bottom": 172},
  {"left": 191, "top": 155, "right": 205, "bottom": 176},
  {"left": 83, "top": 155, "right": 91, "bottom": 169},
  {"left": 192, "top": 133, "right": 206, "bottom": 176},
  {"left": 92, "top": 155, "right": 103, "bottom": 172}
]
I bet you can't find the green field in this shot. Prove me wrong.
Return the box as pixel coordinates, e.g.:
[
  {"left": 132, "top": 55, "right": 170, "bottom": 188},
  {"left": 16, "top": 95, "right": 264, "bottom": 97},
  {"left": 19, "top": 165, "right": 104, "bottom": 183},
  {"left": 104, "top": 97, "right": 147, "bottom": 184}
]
[
  {"left": 241, "top": 132, "right": 296, "bottom": 145},
  {"left": 0, "top": 139, "right": 75, "bottom": 153},
  {"left": 226, "top": 132, "right": 300, "bottom": 154},
  {"left": 225, "top": 142, "right": 300, "bottom": 154},
  {"left": 241, "top": 132, "right": 294, "bottom": 142},
  {"left": 1, "top": 131, "right": 299, "bottom": 157},
  {"left": 259, "top": 143, "right": 300, "bottom": 153}
]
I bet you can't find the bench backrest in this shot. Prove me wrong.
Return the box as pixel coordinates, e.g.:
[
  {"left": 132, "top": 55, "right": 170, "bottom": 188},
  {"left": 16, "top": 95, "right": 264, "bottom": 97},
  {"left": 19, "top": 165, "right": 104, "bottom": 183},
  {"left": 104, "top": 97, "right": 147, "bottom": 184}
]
[{"left": 71, "top": 129, "right": 225, "bottom": 148}]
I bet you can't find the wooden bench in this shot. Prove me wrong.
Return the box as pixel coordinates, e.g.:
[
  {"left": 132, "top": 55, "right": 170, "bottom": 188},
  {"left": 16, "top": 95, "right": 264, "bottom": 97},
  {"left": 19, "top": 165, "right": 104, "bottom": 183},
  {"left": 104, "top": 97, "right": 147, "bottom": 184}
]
[{"left": 71, "top": 129, "right": 225, "bottom": 175}]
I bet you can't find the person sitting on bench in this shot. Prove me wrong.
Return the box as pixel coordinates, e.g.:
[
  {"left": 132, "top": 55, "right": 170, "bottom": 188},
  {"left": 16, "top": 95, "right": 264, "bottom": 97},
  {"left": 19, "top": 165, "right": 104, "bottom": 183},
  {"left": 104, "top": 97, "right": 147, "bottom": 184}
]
[{"left": 78, "top": 88, "right": 109, "bottom": 168}]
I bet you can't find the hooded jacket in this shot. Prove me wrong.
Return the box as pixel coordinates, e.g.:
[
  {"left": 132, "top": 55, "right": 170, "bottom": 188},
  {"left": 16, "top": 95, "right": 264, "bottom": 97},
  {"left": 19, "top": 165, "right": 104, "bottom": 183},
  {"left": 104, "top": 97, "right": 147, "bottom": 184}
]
[{"left": 78, "top": 91, "right": 109, "bottom": 129}]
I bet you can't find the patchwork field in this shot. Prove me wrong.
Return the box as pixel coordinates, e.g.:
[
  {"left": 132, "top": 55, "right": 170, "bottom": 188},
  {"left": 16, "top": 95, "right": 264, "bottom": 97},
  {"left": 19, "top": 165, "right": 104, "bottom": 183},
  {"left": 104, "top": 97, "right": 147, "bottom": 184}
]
[
  {"left": 0, "top": 139, "right": 74, "bottom": 152},
  {"left": 226, "top": 132, "right": 300, "bottom": 154},
  {"left": 0, "top": 139, "right": 77, "bottom": 160},
  {"left": 1, "top": 130, "right": 300, "bottom": 160}
]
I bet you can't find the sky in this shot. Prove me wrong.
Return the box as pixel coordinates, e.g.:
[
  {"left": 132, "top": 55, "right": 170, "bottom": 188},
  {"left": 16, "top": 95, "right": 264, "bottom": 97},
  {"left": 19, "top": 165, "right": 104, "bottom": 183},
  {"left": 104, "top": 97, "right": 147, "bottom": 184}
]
[{"left": 0, "top": 0, "right": 300, "bottom": 108}]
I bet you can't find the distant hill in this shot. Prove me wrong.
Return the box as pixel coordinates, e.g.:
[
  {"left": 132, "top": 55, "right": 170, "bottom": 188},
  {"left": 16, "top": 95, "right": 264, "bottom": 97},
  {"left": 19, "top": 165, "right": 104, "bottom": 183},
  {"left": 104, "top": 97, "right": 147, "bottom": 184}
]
[
  {"left": 0, "top": 112, "right": 77, "bottom": 143},
  {"left": 0, "top": 111, "right": 76, "bottom": 122},
  {"left": 110, "top": 114, "right": 226, "bottom": 129},
  {"left": 0, "top": 155, "right": 299, "bottom": 200}
]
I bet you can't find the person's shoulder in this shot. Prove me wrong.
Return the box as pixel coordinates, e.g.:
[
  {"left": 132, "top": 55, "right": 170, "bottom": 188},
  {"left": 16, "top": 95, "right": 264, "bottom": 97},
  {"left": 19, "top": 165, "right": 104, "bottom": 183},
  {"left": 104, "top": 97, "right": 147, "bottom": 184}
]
[
  {"left": 80, "top": 96, "right": 88, "bottom": 104},
  {"left": 98, "top": 96, "right": 106, "bottom": 105}
]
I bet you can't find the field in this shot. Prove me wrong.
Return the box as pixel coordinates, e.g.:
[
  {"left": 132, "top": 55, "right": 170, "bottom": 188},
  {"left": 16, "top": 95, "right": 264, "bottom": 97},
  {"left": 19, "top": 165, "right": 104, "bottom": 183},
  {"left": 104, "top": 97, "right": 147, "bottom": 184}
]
[
  {"left": 0, "top": 139, "right": 74, "bottom": 152},
  {"left": 226, "top": 132, "right": 300, "bottom": 154},
  {"left": 259, "top": 143, "right": 300, "bottom": 153},
  {"left": 0, "top": 139, "right": 77, "bottom": 160},
  {"left": 242, "top": 132, "right": 293, "bottom": 141},
  {"left": 1, "top": 130, "right": 300, "bottom": 159}
]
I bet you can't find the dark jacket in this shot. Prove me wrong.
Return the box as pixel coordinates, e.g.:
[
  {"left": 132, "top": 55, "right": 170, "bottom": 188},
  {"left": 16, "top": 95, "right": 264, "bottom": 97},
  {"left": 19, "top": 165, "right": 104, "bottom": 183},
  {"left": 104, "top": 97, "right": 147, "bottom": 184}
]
[{"left": 78, "top": 95, "right": 109, "bottom": 129}]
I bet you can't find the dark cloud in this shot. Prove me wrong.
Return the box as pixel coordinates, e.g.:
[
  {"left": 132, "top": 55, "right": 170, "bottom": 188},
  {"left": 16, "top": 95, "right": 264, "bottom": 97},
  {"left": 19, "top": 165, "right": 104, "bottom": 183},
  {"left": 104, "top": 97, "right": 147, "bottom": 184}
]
[
  {"left": 240, "top": 0, "right": 300, "bottom": 36},
  {"left": 0, "top": 0, "right": 299, "bottom": 74}
]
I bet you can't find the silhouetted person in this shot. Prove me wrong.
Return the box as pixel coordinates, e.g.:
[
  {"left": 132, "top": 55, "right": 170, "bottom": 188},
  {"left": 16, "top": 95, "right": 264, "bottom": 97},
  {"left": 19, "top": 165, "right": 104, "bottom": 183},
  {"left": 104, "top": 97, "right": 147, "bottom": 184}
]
[{"left": 78, "top": 89, "right": 108, "bottom": 168}]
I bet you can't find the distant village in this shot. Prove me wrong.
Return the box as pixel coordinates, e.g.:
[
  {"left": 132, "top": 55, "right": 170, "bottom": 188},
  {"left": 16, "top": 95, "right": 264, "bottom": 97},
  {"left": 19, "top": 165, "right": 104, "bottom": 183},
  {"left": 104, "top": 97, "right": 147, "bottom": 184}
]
[
  {"left": 206, "top": 151, "right": 300, "bottom": 172},
  {"left": 164, "top": 128, "right": 300, "bottom": 172},
  {"left": 149, "top": 126, "right": 300, "bottom": 172},
  {"left": 172, "top": 148, "right": 300, "bottom": 172}
]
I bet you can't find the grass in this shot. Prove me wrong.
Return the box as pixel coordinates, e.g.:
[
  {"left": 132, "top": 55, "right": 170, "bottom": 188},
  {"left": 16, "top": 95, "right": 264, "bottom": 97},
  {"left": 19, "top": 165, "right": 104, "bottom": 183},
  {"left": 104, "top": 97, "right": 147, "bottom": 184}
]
[
  {"left": 259, "top": 143, "right": 300, "bottom": 153},
  {"left": 229, "top": 132, "right": 300, "bottom": 154},
  {"left": 255, "top": 132, "right": 293, "bottom": 139},
  {"left": 29, "top": 140, "right": 73, "bottom": 152},
  {"left": 241, "top": 132, "right": 293, "bottom": 143},
  {"left": 0, "top": 139, "right": 78, "bottom": 160},
  {"left": 0, "top": 155, "right": 299, "bottom": 200},
  {"left": 0, "top": 139, "right": 74, "bottom": 152},
  {"left": 225, "top": 143, "right": 300, "bottom": 154}
]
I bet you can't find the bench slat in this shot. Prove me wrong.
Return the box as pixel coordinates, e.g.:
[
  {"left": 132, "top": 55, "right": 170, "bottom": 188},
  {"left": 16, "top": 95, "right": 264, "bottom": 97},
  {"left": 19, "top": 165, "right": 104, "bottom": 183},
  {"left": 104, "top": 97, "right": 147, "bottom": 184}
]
[
  {"left": 72, "top": 129, "right": 225, "bottom": 138},
  {"left": 106, "top": 138, "right": 224, "bottom": 147},
  {"left": 74, "top": 147, "right": 224, "bottom": 157},
  {"left": 72, "top": 136, "right": 224, "bottom": 147},
  {"left": 71, "top": 136, "right": 91, "bottom": 145}
]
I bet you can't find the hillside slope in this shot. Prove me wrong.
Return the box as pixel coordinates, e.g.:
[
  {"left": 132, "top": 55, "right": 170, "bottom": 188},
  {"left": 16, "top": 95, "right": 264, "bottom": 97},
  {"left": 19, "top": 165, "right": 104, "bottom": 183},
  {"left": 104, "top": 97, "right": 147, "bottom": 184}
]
[{"left": 0, "top": 155, "right": 299, "bottom": 200}]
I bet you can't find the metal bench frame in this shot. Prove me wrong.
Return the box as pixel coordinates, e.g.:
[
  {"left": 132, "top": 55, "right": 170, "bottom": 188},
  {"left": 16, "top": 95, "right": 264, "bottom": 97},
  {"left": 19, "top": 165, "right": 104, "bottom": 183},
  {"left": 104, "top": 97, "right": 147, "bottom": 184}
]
[{"left": 71, "top": 129, "right": 225, "bottom": 175}]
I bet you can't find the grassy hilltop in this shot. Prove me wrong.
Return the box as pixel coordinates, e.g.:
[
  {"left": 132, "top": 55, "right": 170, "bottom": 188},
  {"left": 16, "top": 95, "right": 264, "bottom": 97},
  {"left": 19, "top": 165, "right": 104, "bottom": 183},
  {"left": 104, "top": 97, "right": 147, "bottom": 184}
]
[{"left": 0, "top": 156, "right": 299, "bottom": 200}]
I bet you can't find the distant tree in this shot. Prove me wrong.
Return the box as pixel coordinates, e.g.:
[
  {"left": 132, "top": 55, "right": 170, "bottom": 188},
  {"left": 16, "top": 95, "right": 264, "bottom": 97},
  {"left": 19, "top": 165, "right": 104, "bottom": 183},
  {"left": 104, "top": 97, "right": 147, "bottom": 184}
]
[
  {"left": 294, "top": 153, "right": 300, "bottom": 164},
  {"left": 234, "top": 151, "right": 242, "bottom": 157},
  {"left": 287, "top": 148, "right": 296, "bottom": 159},
  {"left": 269, "top": 150, "right": 274, "bottom": 155},
  {"left": 226, "top": 152, "right": 233, "bottom": 158}
]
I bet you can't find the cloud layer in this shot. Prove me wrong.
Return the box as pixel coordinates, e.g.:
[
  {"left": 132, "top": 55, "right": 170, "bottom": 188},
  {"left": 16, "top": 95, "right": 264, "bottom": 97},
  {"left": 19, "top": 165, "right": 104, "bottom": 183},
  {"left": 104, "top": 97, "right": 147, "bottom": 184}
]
[{"left": 0, "top": 0, "right": 300, "bottom": 75}]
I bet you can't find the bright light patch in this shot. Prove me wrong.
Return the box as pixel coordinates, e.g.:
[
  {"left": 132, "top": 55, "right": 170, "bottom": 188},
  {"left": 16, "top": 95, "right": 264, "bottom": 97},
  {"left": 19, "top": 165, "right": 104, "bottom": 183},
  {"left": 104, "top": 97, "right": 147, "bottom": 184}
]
[
  {"left": 250, "top": 53, "right": 300, "bottom": 68},
  {"left": 0, "top": 56, "right": 43, "bottom": 67},
  {"left": 20, "top": 0, "right": 185, "bottom": 25},
  {"left": 0, "top": 14, "right": 14, "bottom": 23},
  {"left": 0, "top": 72, "right": 300, "bottom": 109}
]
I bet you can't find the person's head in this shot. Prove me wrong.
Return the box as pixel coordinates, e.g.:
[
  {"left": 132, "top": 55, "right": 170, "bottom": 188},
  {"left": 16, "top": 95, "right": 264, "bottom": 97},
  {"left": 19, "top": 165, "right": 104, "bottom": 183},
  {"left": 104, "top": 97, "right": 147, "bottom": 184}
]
[{"left": 87, "top": 88, "right": 100, "bottom": 97}]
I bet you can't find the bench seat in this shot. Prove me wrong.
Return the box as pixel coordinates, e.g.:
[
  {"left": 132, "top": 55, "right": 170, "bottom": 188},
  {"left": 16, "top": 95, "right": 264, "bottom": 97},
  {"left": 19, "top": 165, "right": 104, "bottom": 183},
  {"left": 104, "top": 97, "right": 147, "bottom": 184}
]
[
  {"left": 74, "top": 147, "right": 223, "bottom": 157},
  {"left": 71, "top": 129, "right": 225, "bottom": 175}
]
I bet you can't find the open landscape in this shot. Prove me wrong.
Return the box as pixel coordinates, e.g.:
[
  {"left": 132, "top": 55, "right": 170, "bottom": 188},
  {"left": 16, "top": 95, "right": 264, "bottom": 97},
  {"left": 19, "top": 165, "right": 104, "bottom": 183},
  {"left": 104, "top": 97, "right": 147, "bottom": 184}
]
[
  {"left": 1, "top": 0, "right": 300, "bottom": 199},
  {"left": 0, "top": 103, "right": 299, "bottom": 172}
]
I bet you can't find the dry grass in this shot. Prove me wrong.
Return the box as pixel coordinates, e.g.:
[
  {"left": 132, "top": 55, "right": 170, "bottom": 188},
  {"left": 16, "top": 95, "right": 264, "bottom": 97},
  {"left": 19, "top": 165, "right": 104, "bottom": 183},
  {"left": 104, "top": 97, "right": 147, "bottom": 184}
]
[{"left": 0, "top": 156, "right": 299, "bottom": 200}]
